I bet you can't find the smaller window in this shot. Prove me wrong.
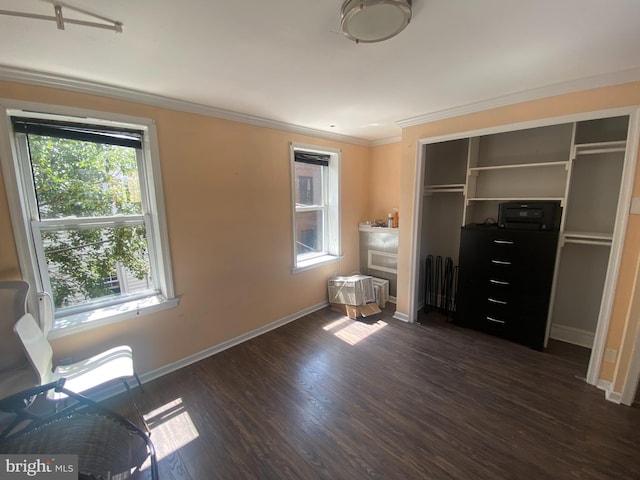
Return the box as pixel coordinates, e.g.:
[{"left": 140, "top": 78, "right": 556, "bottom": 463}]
[{"left": 290, "top": 144, "right": 341, "bottom": 272}]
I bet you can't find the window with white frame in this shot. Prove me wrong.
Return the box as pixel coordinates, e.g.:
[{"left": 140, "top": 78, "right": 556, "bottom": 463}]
[
  {"left": 0, "top": 104, "right": 176, "bottom": 334},
  {"left": 290, "top": 143, "right": 340, "bottom": 272}
]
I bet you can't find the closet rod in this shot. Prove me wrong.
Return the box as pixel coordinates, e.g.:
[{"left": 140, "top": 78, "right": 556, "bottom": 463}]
[
  {"left": 575, "top": 147, "right": 626, "bottom": 155},
  {"left": 563, "top": 238, "right": 612, "bottom": 247}
]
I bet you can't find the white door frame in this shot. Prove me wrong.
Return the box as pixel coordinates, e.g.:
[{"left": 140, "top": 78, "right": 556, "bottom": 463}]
[
  {"left": 621, "top": 297, "right": 640, "bottom": 405},
  {"left": 621, "top": 109, "right": 640, "bottom": 404}
]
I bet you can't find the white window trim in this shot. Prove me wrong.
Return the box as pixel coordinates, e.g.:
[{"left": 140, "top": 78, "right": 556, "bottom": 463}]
[
  {"left": 290, "top": 142, "right": 341, "bottom": 274},
  {"left": 0, "top": 99, "right": 177, "bottom": 336}
]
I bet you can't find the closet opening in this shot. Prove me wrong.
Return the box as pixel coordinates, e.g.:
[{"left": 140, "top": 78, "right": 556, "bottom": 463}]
[{"left": 411, "top": 109, "right": 638, "bottom": 392}]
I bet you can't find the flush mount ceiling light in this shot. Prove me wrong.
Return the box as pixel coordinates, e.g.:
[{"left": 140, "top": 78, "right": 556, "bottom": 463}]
[
  {"left": 0, "top": 1, "right": 122, "bottom": 33},
  {"left": 341, "top": 0, "right": 412, "bottom": 43}
]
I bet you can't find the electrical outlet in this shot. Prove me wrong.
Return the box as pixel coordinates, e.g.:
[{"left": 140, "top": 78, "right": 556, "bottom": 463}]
[{"left": 604, "top": 348, "right": 617, "bottom": 363}]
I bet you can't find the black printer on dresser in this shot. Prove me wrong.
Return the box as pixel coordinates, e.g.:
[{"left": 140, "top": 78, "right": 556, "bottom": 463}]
[{"left": 455, "top": 202, "right": 561, "bottom": 351}]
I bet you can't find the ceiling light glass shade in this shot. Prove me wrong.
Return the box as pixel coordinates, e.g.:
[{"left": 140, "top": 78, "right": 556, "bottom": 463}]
[{"left": 341, "top": 0, "right": 412, "bottom": 43}]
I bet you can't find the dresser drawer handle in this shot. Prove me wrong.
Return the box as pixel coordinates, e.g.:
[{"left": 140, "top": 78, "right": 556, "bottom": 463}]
[
  {"left": 486, "top": 316, "right": 506, "bottom": 324},
  {"left": 490, "top": 279, "right": 510, "bottom": 286},
  {"left": 491, "top": 259, "right": 511, "bottom": 265},
  {"left": 488, "top": 298, "right": 507, "bottom": 305},
  {"left": 494, "top": 240, "right": 514, "bottom": 245}
]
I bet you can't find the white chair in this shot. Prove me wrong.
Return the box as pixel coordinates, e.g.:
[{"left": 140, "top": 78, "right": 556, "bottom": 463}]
[
  {"left": 0, "top": 281, "right": 38, "bottom": 399},
  {"left": 13, "top": 313, "right": 142, "bottom": 401},
  {"left": 35, "top": 290, "right": 54, "bottom": 337}
]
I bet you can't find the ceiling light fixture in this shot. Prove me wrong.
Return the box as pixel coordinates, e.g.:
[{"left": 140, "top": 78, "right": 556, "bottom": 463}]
[
  {"left": 341, "top": 0, "right": 412, "bottom": 44},
  {"left": 0, "top": 1, "right": 122, "bottom": 33}
]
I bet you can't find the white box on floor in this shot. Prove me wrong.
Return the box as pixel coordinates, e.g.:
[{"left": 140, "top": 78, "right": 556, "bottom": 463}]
[
  {"left": 328, "top": 275, "right": 375, "bottom": 306},
  {"left": 371, "top": 277, "right": 389, "bottom": 308}
]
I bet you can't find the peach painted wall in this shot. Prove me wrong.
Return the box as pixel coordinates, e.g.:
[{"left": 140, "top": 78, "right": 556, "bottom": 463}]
[
  {"left": 0, "top": 161, "right": 20, "bottom": 279},
  {"left": 398, "top": 81, "right": 640, "bottom": 390},
  {"left": 0, "top": 81, "right": 371, "bottom": 374},
  {"left": 368, "top": 142, "right": 401, "bottom": 223}
]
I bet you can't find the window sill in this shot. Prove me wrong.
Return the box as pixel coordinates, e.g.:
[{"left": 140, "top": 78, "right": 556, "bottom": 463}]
[
  {"left": 48, "top": 295, "right": 179, "bottom": 340},
  {"left": 292, "top": 254, "right": 342, "bottom": 274}
]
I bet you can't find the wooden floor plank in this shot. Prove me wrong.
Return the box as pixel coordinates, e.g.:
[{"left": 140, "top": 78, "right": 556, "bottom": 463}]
[{"left": 113, "top": 306, "right": 640, "bottom": 479}]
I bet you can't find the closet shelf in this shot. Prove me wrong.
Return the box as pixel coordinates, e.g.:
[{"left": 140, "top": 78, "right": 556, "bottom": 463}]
[
  {"left": 467, "top": 197, "right": 564, "bottom": 203},
  {"left": 575, "top": 140, "right": 626, "bottom": 149},
  {"left": 469, "top": 161, "right": 568, "bottom": 172},
  {"left": 563, "top": 231, "right": 613, "bottom": 240},
  {"left": 424, "top": 184, "right": 465, "bottom": 194},
  {"left": 574, "top": 140, "right": 627, "bottom": 156},
  {"left": 562, "top": 231, "right": 613, "bottom": 246}
]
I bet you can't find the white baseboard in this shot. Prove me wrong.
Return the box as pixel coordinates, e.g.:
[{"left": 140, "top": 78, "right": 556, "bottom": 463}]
[
  {"left": 88, "top": 301, "right": 329, "bottom": 402},
  {"left": 595, "top": 379, "right": 626, "bottom": 405},
  {"left": 550, "top": 324, "right": 595, "bottom": 348},
  {"left": 605, "top": 388, "right": 623, "bottom": 404},
  {"left": 393, "top": 311, "right": 410, "bottom": 322},
  {"left": 140, "top": 300, "right": 329, "bottom": 384}
]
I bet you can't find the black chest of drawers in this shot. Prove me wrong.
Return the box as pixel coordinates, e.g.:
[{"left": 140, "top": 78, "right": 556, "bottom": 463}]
[{"left": 455, "top": 225, "right": 559, "bottom": 350}]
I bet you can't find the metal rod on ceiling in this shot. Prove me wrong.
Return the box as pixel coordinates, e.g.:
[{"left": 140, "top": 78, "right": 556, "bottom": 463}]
[{"left": 0, "top": 1, "right": 122, "bottom": 33}]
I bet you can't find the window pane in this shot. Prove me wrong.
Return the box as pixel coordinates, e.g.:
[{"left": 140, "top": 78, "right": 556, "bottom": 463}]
[
  {"left": 27, "top": 135, "right": 142, "bottom": 219},
  {"left": 295, "top": 162, "right": 323, "bottom": 206},
  {"left": 40, "top": 225, "right": 152, "bottom": 309},
  {"left": 296, "top": 210, "right": 324, "bottom": 256}
]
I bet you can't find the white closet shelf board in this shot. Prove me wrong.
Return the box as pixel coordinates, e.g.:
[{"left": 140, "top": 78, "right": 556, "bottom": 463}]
[
  {"left": 424, "top": 184, "right": 465, "bottom": 194},
  {"left": 469, "top": 161, "right": 569, "bottom": 171}
]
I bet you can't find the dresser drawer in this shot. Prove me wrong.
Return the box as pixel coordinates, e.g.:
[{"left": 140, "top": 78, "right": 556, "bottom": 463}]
[
  {"left": 484, "top": 260, "right": 553, "bottom": 294},
  {"left": 475, "top": 309, "right": 517, "bottom": 339}
]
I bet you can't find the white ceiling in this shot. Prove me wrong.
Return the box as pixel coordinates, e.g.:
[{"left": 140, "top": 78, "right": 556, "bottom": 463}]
[{"left": 1, "top": 0, "right": 640, "bottom": 143}]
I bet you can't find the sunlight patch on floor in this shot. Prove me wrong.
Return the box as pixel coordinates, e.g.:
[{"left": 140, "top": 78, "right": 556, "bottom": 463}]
[
  {"left": 143, "top": 397, "right": 199, "bottom": 461},
  {"left": 323, "top": 317, "right": 387, "bottom": 345}
]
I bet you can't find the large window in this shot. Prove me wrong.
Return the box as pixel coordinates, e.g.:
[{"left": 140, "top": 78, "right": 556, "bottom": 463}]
[
  {"left": 290, "top": 143, "right": 341, "bottom": 272},
  {"left": 0, "top": 103, "right": 176, "bottom": 335}
]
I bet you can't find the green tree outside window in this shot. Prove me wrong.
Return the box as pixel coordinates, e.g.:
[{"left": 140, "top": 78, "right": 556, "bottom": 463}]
[{"left": 28, "top": 135, "right": 151, "bottom": 308}]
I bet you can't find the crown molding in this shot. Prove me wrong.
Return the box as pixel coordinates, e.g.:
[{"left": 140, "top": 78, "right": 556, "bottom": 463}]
[
  {"left": 397, "top": 66, "right": 640, "bottom": 129},
  {"left": 0, "top": 65, "right": 371, "bottom": 146},
  {"left": 371, "top": 136, "right": 401, "bottom": 147},
  {"left": 6, "top": 64, "right": 638, "bottom": 147}
]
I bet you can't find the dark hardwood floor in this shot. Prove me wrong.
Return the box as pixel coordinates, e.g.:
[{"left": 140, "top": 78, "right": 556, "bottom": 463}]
[
  {"left": 544, "top": 337, "right": 592, "bottom": 380},
  {"left": 112, "top": 306, "right": 640, "bottom": 479}
]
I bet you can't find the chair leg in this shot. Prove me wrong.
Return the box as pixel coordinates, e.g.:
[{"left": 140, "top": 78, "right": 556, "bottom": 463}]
[
  {"left": 121, "top": 378, "right": 150, "bottom": 436},
  {"left": 133, "top": 371, "right": 144, "bottom": 393}
]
